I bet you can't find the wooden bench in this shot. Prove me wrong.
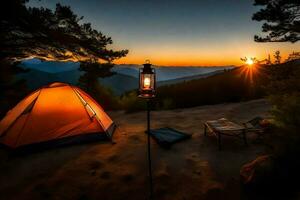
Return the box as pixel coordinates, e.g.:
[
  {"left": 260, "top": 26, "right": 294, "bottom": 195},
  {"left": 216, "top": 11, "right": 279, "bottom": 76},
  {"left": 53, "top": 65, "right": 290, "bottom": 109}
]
[{"left": 204, "top": 118, "right": 247, "bottom": 150}]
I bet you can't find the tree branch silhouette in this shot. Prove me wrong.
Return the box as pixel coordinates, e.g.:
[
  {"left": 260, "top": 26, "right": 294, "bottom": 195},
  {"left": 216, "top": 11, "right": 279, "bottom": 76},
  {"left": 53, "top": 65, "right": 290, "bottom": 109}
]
[
  {"left": 252, "top": 0, "right": 300, "bottom": 43},
  {"left": 0, "top": 0, "right": 128, "bottom": 62}
]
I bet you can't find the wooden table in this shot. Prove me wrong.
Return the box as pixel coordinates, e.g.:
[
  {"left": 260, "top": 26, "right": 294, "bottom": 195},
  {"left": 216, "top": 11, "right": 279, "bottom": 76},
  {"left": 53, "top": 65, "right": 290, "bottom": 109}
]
[{"left": 204, "top": 118, "right": 247, "bottom": 150}]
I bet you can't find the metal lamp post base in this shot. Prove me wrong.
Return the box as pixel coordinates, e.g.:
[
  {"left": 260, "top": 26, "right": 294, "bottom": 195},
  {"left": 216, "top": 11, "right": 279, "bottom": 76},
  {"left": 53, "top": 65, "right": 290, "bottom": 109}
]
[{"left": 146, "top": 100, "right": 154, "bottom": 200}]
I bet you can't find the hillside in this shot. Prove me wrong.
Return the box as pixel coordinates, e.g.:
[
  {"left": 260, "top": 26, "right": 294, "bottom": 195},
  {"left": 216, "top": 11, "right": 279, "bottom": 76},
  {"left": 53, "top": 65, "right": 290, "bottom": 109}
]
[
  {"left": 122, "top": 65, "right": 269, "bottom": 112},
  {"left": 157, "top": 69, "right": 226, "bottom": 86},
  {"left": 99, "top": 74, "right": 138, "bottom": 96},
  {"left": 156, "top": 66, "right": 267, "bottom": 109}
]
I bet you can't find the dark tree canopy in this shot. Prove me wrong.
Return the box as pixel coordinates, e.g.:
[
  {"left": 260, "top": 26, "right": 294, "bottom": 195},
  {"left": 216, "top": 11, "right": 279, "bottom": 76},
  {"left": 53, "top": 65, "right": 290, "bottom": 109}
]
[
  {"left": 0, "top": 0, "right": 128, "bottom": 116},
  {"left": 78, "top": 61, "right": 115, "bottom": 92},
  {"left": 0, "top": 0, "right": 128, "bottom": 62},
  {"left": 252, "top": 0, "right": 300, "bottom": 43}
]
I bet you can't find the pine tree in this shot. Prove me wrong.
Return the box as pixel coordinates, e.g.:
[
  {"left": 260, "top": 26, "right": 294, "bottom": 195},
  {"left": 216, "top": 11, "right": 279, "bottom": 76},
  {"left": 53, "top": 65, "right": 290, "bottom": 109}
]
[
  {"left": 252, "top": 0, "right": 300, "bottom": 43},
  {"left": 274, "top": 50, "right": 281, "bottom": 64}
]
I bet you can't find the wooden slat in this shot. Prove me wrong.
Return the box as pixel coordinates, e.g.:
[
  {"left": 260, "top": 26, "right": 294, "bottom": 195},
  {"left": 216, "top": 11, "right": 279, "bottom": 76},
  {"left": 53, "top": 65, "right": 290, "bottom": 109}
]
[{"left": 205, "top": 118, "right": 245, "bottom": 135}]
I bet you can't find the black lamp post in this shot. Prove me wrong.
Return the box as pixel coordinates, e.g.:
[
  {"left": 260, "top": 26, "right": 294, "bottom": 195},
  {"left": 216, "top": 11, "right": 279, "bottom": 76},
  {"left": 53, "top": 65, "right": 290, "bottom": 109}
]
[{"left": 138, "top": 60, "right": 156, "bottom": 199}]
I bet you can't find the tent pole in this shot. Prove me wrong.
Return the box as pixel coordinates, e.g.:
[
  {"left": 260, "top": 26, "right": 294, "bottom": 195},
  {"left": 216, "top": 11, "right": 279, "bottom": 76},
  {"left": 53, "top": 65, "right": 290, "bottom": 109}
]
[{"left": 147, "top": 99, "right": 154, "bottom": 200}]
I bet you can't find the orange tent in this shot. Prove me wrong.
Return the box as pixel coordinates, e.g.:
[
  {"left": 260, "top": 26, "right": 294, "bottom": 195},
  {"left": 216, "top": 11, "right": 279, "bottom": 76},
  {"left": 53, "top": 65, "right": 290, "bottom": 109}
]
[{"left": 0, "top": 82, "right": 115, "bottom": 148}]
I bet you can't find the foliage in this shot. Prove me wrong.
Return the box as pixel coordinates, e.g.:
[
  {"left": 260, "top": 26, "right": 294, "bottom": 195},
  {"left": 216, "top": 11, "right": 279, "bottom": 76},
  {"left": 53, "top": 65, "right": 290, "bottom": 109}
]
[
  {"left": 270, "top": 93, "right": 300, "bottom": 129},
  {"left": 160, "top": 98, "right": 176, "bottom": 110},
  {"left": 0, "top": 60, "right": 29, "bottom": 117},
  {"left": 0, "top": 0, "right": 128, "bottom": 61},
  {"left": 273, "top": 50, "right": 281, "bottom": 64},
  {"left": 241, "top": 60, "right": 300, "bottom": 199},
  {"left": 266, "top": 59, "right": 300, "bottom": 129},
  {"left": 252, "top": 0, "right": 300, "bottom": 43},
  {"left": 120, "top": 91, "right": 146, "bottom": 113},
  {"left": 266, "top": 54, "right": 272, "bottom": 65},
  {"left": 78, "top": 60, "right": 114, "bottom": 92},
  {"left": 90, "top": 83, "right": 122, "bottom": 111},
  {"left": 286, "top": 51, "right": 300, "bottom": 62},
  {"left": 0, "top": 0, "right": 127, "bottom": 116},
  {"left": 251, "top": 2, "right": 300, "bottom": 194},
  {"left": 77, "top": 61, "right": 122, "bottom": 110}
]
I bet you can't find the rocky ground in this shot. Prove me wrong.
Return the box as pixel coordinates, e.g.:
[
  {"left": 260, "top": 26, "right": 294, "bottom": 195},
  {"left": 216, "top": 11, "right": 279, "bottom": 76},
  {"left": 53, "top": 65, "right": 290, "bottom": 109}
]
[{"left": 0, "top": 99, "right": 272, "bottom": 200}]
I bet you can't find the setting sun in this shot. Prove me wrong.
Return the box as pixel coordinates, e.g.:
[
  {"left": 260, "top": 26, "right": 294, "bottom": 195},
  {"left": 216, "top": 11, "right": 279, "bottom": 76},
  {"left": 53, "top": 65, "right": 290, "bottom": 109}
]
[{"left": 246, "top": 58, "right": 254, "bottom": 66}]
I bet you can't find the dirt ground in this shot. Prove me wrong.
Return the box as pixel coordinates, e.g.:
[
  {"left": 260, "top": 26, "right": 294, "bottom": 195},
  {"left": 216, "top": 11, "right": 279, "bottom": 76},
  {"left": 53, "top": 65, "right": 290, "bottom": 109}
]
[{"left": 0, "top": 99, "right": 271, "bottom": 200}]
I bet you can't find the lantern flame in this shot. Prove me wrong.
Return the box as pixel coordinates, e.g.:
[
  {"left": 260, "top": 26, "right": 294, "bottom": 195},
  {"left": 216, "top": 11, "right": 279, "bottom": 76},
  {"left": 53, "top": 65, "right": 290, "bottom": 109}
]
[{"left": 144, "top": 77, "right": 151, "bottom": 89}]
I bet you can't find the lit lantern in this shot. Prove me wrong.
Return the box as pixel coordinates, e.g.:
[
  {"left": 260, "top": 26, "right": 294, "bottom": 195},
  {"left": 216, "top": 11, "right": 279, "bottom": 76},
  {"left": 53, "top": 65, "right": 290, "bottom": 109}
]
[
  {"left": 138, "top": 60, "right": 156, "bottom": 198},
  {"left": 139, "top": 60, "right": 156, "bottom": 98}
]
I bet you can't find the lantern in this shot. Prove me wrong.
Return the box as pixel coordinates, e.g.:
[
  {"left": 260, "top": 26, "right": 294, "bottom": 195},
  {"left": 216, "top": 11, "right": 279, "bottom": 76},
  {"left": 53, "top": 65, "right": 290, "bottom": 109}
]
[
  {"left": 138, "top": 60, "right": 156, "bottom": 199},
  {"left": 138, "top": 60, "right": 156, "bottom": 98}
]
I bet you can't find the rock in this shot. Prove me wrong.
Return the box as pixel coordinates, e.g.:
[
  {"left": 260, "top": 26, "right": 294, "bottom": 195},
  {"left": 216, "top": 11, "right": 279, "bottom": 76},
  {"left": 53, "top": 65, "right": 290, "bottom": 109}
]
[{"left": 240, "top": 155, "right": 273, "bottom": 184}]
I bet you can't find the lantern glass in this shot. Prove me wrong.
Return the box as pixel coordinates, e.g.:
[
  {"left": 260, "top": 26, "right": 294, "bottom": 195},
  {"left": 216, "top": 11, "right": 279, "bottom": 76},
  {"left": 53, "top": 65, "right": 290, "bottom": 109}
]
[
  {"left": 139, "top": 63, "right": 156, "bottom": 98},
  {"left": 141, "top": 73, "right": 154, "bottom": 90}
]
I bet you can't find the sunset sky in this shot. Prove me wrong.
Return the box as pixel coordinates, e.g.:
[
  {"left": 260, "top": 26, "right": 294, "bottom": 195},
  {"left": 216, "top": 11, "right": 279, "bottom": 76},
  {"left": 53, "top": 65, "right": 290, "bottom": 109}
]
[{"left": 29, "top": 0, "right": 299, "bottom": 66}]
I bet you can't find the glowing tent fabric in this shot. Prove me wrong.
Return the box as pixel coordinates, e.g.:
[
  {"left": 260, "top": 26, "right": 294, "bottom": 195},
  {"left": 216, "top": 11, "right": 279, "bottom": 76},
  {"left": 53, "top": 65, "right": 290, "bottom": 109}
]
[{"left": 0, "top": 82, "right": 115, "bottom": 148}]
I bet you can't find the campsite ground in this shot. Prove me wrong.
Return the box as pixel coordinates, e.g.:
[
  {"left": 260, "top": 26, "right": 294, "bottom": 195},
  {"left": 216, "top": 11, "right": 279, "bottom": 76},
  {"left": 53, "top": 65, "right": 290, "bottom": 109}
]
[{"left": 0, "top": 99, "right": 272, "bottom": 200}]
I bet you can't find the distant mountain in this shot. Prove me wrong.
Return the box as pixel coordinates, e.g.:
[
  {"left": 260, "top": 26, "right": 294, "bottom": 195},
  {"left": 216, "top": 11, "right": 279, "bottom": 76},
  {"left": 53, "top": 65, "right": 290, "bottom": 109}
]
[
  {"left": 16, "top": 67, "right": 136, "bottom": 94},
  {"left": 20, "top": 58, "right": 80, "bottom": 73},
  {"left": 99, "top": 74, "right": 138, "bottom": 95},
  {"left": 17, "top": 68, "right": 226, "bottom": 95},
  {"left": 17, "top": 69, "right": 59, "bottom": 89},
  {"left": 17, "top": 59, "right": 235, "bottom": 95},
  {"left": 54, "top": 69, "right": 83, "bottom": 85},
  {"left": 111, "top": 66, "right": 139, "bottom": 78},
  {"left": 113, "top": 65, "right": 234, "bottom": 81},
  {"left": 16, "top": 68, "right": 83, "bottom": 90}
]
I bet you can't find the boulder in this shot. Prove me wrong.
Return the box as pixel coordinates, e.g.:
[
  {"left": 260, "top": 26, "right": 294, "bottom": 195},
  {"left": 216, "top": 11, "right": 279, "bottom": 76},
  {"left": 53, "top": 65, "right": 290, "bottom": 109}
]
[{"left": 240, "top": 155, "right": 273, "bottom": 184}]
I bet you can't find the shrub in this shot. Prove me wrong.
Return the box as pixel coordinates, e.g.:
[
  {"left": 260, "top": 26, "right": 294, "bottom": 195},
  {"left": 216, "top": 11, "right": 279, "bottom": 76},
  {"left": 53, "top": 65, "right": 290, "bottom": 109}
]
[
  {"left": 270, "top": 93, "right": 300, "bottom": 130},
  {"left": 266, "top": 59, "right": 300, "bottom": 131},
  {"left": 161, "top": 98, "right": 176, "bottom": 110},
  {"left": 120, "top": 91, "right": 146, "bottom": 113}
]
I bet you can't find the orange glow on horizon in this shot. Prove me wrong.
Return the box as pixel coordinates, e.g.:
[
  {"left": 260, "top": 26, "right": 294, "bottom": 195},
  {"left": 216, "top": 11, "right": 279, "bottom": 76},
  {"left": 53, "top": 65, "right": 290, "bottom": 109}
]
[
  {"left": 114, "top": 51, "right": 293, "bottom": 67},
  {"left": 115, "top": 55, "right": 243, "bottom": 66},
  {"left": 21, "top": 42, "right": 298, "bottom": 67},
  {"left": 112, "top": 39, "right": 299, "bottom": 66}
]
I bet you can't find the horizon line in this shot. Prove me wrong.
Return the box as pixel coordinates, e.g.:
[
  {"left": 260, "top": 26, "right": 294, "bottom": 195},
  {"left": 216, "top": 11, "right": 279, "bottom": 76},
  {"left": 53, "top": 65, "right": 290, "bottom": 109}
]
[{"left": 116, "top": 63, "right": 238, "bottom": 67}]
